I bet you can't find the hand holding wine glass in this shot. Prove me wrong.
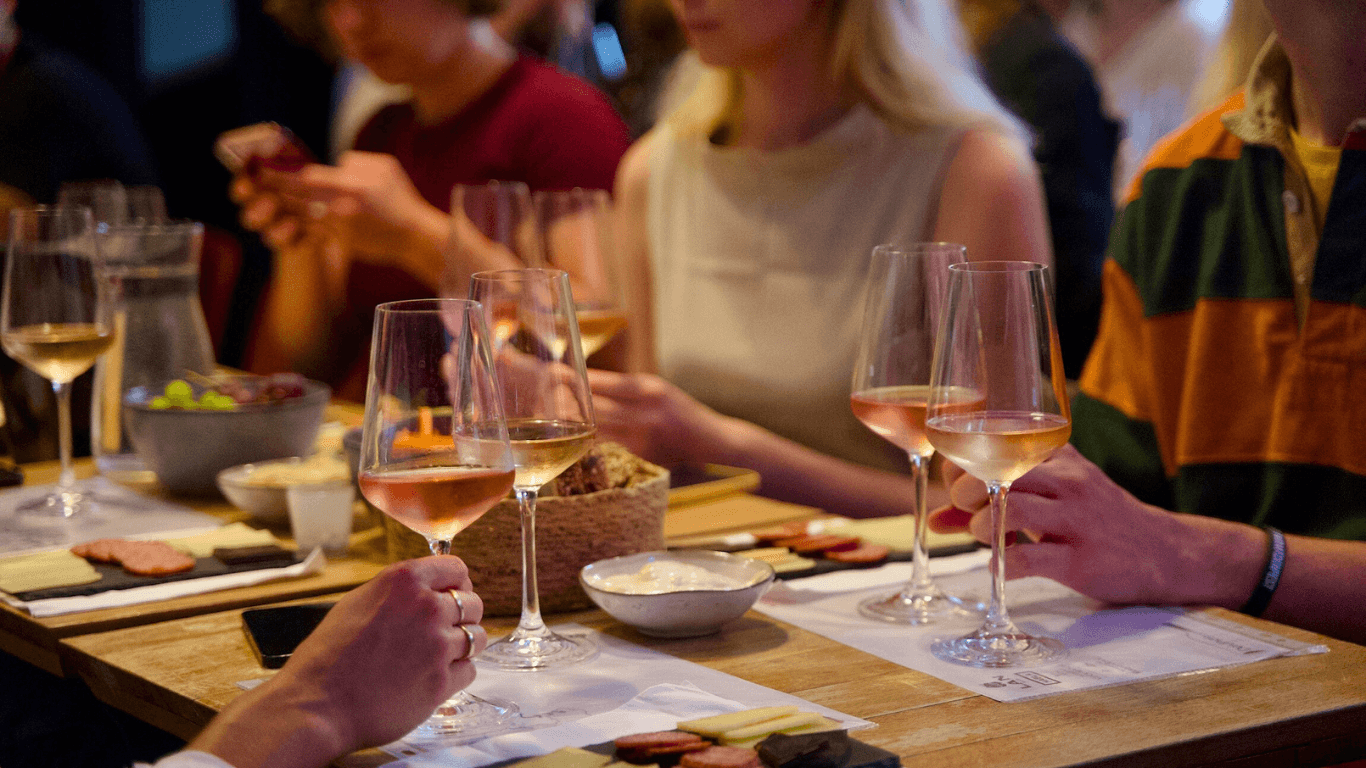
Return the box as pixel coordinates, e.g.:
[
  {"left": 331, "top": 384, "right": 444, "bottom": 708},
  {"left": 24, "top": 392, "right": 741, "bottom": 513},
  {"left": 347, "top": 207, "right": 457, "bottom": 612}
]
[
  {"left": 356, "top": 298, "right": 519, "bottom": 737},
  {"left": 926, "top": 261, "right": 1070, "bottom": 667},
  {"left": 850, "top": 243, "right": 978, "bottom": 624},
  {"left": 1, "top": 206, "right": 113, "bottom": 520},
  {"left": 469, "top": 268, "right": 598, "bottom": 669}
]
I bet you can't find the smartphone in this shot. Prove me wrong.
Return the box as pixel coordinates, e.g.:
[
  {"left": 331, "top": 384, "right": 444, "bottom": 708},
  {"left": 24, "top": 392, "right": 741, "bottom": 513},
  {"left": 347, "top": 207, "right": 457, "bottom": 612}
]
[
  {"left": 241, "top": 602, "right": 335, "bottom": 669},
  {"left": 214, "top": 122, "right": 316, "bottom": 174}
]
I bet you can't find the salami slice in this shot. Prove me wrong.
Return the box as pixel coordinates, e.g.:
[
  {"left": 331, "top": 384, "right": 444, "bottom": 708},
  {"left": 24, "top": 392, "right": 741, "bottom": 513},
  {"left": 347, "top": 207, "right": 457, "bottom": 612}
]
[
  {"left": 787, "top": 535, "right": 861, "bottom": 556},
  {"left": 615, "top": 732, "right": 710, "bottom": 765},
  {"left": 71, "top": 538, "right": 196, "bottom": 576},
  {"left": 824, "top": 544, "right": 891, "bottom": 564},
  {"left": 679, "top": 745, "right": 763, "bottom": 768}
]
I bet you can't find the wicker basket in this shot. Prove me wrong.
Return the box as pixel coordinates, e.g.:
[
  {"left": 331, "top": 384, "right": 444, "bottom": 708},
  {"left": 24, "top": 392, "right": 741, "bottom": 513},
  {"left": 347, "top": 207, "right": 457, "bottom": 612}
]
[{"left": 383, "top": 443, "right": 670, "bottom": 616}]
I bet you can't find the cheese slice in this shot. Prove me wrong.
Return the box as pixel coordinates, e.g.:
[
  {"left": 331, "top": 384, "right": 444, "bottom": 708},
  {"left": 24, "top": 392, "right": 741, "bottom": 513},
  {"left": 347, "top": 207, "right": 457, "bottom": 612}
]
[
  {"left": 0, "top": 550, "right": 101, "bottom": 594},
  {"left": 723, "top": 716, "right": 844, "bottom": 747},
  {"left": 719, "top": 712, "right": 827, "bottom": 743},
  {"left": 164, "top": 523, "right": 280, "bottom": 558},
  {"left": 677, "top": 706, "right": 800, "bottom": 737}
]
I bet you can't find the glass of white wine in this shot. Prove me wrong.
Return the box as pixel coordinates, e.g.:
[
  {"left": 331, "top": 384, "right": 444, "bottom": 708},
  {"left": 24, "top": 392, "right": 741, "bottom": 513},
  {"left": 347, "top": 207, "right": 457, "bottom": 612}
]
[
  {"left": 1, "top": 206, "right": 114, "bottom": 520},
  {"left": 357, "top": 298, "right": 520, "bottom": 738},
  {"left": 925, "top": 261, "right": 1070, "bottom": 667},
  {"left": 469, "top": 268, "right": 598, "bottom": 669},
  {"left": 532, "top": 189, "right": 627, "bottom": 359},
  {"left": 850, "top": 243, "right": 979, "bottom": 624}
]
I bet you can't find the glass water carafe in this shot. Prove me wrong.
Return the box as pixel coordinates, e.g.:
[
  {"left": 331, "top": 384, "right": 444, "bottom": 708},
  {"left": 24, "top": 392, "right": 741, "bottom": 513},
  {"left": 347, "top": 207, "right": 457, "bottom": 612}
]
[{"left": 91, "top": 222, "right": 216, "bottom": 484}]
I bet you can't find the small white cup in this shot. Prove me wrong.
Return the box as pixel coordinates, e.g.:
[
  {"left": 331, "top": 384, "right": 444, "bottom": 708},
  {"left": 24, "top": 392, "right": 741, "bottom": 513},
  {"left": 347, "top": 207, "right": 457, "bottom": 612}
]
[{"left": 286, "top": 480, "right": 355, "bottom": 557}]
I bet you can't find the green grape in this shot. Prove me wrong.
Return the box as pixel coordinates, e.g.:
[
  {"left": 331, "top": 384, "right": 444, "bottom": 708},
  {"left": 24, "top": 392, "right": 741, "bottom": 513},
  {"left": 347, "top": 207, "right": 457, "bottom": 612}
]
[
  {"left": 150, "top": 396, "right": 173, "bottom": 409},
  {"left": 164, "top": 379, "right": 194, "bottom": 404}
]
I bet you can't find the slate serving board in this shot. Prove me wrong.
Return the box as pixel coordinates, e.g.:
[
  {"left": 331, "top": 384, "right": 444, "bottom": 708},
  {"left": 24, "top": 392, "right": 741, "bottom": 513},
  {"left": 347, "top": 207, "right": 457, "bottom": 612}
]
[{"left": 14, "top": 552, "right": 304, "bottom": 602}]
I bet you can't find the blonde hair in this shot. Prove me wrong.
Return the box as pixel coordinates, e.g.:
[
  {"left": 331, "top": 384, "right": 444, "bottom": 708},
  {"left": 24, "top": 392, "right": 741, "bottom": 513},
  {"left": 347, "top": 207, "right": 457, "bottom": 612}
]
[
  {"left": 1186, "top": 0, "right": 1273, "bottom": 117},
  {"left": 662, "top": 0, "right": 1025, "bottom": 141}
]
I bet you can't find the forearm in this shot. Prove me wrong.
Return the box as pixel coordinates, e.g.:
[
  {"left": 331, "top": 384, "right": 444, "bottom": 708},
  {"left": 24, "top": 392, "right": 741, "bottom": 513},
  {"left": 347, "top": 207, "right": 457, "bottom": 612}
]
[
  {"left": 711, "top": 418, "right": 939, "bottom": 519},
  {"left": 249, "top": 241, "right": 343, "bottom": 375},
  {"left": 188, "top": 674, "right": 349, "bottom": 768},
  {"left": 1168, "top": 514, "right": 1366, "bottom": 644},
  {"left": 388, "top": 202, "right": 452, "bottom": 292}
]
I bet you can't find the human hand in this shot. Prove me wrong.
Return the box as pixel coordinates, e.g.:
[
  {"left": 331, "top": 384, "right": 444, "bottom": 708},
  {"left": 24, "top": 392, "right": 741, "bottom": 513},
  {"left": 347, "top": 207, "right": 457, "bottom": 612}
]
[
  {"left": 191, "top": 556, "right": 485, "bottom": 767},
  {"left": 587, "top": 369, "right": 736, "bottom": 467},
  {"left": 927, "top": 444, "right": 1221, "bottom": 606},
  {"left": 231, "top": 169, "right": 317, "bottom": 250}
]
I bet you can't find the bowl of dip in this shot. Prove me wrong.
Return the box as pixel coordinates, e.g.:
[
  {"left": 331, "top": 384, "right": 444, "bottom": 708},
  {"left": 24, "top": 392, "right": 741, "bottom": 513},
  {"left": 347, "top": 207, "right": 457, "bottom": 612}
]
[
  {"left": 218, "top": 454, "right": 352, "bottom": 523},
  {"left": 579, "top": 550, "right": 775, "bottom": 638}
]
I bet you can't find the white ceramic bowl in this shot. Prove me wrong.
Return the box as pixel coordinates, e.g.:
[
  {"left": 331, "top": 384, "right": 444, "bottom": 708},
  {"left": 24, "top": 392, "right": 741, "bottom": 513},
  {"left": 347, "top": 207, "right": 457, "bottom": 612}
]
[
  {"left": 580, "top": 550, "right": 775, "bottom": 638},
  {"left": 217, "top": 455, "right": 350, "bottom": 523}
]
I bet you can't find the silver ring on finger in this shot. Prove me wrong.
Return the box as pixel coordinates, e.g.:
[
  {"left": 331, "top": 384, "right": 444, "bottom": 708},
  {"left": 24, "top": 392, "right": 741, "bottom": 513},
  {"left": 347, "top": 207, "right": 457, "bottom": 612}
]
[
  {"left": 459, "top": 624, "right": 480, "bottom": 660},
  {"left": 448, "top": 589, "right": 466, "bottom": 624}
]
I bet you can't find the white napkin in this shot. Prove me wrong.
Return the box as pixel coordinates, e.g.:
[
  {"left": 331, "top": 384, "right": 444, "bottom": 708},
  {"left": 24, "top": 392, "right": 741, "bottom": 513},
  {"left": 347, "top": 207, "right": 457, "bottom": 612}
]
[
  {"left": 766, "top": 549, "right": 990, "bottom": 597},
  {"left": 9, "top": 548, "right": 327, "bottom": 617}
]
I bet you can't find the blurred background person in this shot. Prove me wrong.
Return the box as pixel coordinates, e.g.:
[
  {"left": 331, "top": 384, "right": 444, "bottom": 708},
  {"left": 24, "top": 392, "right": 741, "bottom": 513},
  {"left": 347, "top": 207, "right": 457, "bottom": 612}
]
[
  {"left": 959, "top": 0, "right": 1119, "bottom": 379},
  {"left": 1058, "top": 0, "right": 1230, "bottom": 201},
  {"left": 236, "top": 0, "right": 632, "bottom": 402},
  {"left": 589, "top": 0, "right": 1053, "bottom": 518},
  {"left": 1183, "top": 0, "right": 1271, "bottom": 119}
]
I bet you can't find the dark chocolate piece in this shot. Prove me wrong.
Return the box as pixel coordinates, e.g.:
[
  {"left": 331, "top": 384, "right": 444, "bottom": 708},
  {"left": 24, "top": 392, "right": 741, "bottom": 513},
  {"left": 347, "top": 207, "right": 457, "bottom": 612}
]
[
  {"left": 757, "top": 731, "right": 852, "bottom": 768},
  {"left": 214, "top": 544, "right": 296, "bottom": 566}
]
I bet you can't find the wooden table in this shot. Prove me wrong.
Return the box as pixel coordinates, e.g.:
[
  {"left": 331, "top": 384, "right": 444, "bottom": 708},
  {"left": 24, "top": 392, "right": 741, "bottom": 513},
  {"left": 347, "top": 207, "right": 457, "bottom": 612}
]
[
  {"left": 57, "top": 600, "right": 1366, "bottom": 767},
  {"left": 0, "top": 456, "right": 393, "bottom": 676}
]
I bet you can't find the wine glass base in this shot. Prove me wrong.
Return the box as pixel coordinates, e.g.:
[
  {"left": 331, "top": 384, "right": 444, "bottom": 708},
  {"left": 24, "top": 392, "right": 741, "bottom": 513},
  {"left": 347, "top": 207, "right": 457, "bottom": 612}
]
[
  {"left": 14, "top": 490, "right": 106, "bottom": 524},
  {"left": 931, "top": 631, "right": 1064, "bottom": 668},
  {"left": 410, "top": 693, "right": 520, "bottom": 743},
  {"left": 479, "top": 629, "right": 598, "bottom": 670},
  {"left": 858, "top": 588, "right": 983, "bottom": 625}
]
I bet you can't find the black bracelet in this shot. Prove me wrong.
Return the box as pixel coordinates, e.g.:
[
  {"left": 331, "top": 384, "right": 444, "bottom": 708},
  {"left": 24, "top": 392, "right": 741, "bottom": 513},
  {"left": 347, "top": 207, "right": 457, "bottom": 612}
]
[{"left": 1239, "top": 527, "right": 1286, "bottom": 617}]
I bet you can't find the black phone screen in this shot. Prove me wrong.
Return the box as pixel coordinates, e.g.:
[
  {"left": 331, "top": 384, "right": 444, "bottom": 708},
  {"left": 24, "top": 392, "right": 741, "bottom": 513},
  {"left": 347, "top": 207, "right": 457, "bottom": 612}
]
[{"left": 241, "top": 602, "right": 335, "bottom": 669}]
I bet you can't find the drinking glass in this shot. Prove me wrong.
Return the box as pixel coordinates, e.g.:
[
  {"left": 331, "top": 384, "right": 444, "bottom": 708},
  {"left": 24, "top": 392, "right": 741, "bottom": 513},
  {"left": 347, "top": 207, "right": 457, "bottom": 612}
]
[
  {"left": 469, "top": 268, "right": 598, "bottom": 669},
  {"left": 532, "top": 189, "right": 626, "bottom": 358},
  {"left": 446, "top": 181, "right": 541, "bottom": 299},
  {"left": 850, "top": 243, "right": 978, "bottom": 624},
  {"left": 1, "top": 206, "right": 114, "bottom": 520},
  {"left": 925, "top": 261, "right": 1071, "bottom": 667},
  {"left": 356, "top": 298, "right": 520, "bottom": 736}
]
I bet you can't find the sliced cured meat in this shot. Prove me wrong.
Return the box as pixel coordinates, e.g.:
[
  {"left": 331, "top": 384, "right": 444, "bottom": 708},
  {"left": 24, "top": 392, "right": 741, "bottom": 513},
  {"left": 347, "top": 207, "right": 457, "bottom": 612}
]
[
  {"left": 71, "top": 538, "right": 196, "bottom": 576},
  {"left": 824, "top": 544, "right": 891, "bottom": 565},
  {"left": 751, "top": 522, "right": 810, "bottom": 545},
  {"left": 679, "top": 745, "right": 763, "bottom": 768},
  {"left": 614, "top": 732, "right": 710, "bottom": 765},
  {"left": 786, "top": 535, "right": 860, "bottom": 556}
]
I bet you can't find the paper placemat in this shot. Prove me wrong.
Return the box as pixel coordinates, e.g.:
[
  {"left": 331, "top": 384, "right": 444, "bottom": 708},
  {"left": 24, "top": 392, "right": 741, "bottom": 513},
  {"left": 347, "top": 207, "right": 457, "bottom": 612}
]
[
  {"left": 370, "top": 625, "right": 872, "bottom": 760},
  {"left": 754, "top": 557, "right": 1327, "bottom": 702},
  {"left": 0, "top": 477, "right": 223, "bottom": 557}
]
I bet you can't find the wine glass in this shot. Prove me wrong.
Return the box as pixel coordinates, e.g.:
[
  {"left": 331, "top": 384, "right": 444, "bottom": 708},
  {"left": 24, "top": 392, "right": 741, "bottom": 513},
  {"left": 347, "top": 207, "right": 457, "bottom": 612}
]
[
  {"left": 850, "top": 243, "right": 979, "bottom": 624},
  {"left": 468, "top": 268, "right": 598, "bottom": 669},
  {"left": 356, "top": 298, "right": 521, "bottom": 736},
  {"left": 533, "top": 189, "right": 627, "bottom": 358},
  {"left": 925, "top": 261, "right": 1071, "bottom": 667},
  {"left": 1, "top": 206, "right": 114, "bottom": 520},
  {"left": 446, "top": 181, "right": 541, "bottom": 300}
]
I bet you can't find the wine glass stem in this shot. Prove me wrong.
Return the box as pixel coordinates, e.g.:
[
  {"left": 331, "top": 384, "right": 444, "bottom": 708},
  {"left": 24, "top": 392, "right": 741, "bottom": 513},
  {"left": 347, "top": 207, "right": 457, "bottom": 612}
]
[
  {"left": 53, "top": 379, "right": 75, "bottom": 492},
  {"left": 984, "top": 481, "right": 1014, "bottom": 635},
  {"left": 514, "top": 487, "right": 546, "bottom": 634},
  {"left": 428, "top": 538, "right": 452, "bottom": 556},
  {"left": 906, "top": 451, "right": 933, "bottom": 592}
]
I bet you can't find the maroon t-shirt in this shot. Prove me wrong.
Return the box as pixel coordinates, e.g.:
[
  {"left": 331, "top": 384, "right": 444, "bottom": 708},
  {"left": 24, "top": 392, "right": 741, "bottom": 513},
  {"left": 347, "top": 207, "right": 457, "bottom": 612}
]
[{"left": 332, "top": 57, "right": 631, "bottom": 400}]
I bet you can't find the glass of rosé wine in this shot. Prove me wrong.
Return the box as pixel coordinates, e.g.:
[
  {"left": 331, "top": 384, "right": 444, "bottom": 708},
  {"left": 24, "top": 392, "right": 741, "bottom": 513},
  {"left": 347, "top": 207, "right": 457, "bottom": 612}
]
[
  {"left": 357, "top": 298, "right": 519, "bottom": 738},
  {"left": 850, "top": 243, "right": 981, "bottom": 624},
  {"left": 926, "top": 261, "right": 1071, "bottom": 667}
]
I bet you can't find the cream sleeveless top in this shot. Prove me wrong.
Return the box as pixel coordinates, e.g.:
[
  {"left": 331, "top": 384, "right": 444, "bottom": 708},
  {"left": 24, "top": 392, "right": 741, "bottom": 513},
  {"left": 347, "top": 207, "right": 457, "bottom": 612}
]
[{"left": 646, "top": 106, "right": 962, "bottom": 473}]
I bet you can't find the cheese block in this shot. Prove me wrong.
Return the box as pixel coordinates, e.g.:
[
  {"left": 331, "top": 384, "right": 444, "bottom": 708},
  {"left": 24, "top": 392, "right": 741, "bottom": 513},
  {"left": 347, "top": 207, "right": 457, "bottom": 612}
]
[
  {"left": 0, "top": 550, "right": 101, "bottom": 594},
  {"left": 677, "top": 706, "right": 800, "bottom": 738}
]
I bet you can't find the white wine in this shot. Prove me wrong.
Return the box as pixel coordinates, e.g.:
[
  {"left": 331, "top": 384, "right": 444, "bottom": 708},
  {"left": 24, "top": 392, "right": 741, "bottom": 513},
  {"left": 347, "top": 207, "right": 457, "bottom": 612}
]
[
  {"left": 926, "top": 411, "right": 1070, "bottom": 484},
  {"left": 576, "top": 308, "right": 627, "bottom": 357},
  {"left": 507, "top": 418, "right": 596, "bottom": 488},
  {"left": 851, "top": 385, "right": 983, "bottom": 458},
  {"left": 3, "top": 323, "right": 114, "bottom": 383}
]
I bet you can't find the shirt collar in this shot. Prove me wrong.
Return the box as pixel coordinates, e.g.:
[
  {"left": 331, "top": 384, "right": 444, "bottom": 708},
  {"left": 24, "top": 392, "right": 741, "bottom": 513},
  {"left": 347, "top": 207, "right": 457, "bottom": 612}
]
[{"left": 1223, "top": 35, "right": 1296, "bottom": 148}]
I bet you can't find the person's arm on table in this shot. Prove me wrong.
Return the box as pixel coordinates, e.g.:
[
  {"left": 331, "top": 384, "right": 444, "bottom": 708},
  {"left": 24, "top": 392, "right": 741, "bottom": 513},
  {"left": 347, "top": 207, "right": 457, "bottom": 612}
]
[
  {"left": 931, "top": 445, "right": 1366, "bottom": 645},
  {"left": 148, "top": 556, "right": 487, "bottom": 768}
]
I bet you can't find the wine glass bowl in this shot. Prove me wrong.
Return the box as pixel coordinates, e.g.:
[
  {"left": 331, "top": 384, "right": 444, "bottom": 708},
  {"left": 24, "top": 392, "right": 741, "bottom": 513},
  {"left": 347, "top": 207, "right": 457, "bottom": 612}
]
[
  {"left": 849, "top": 243, "right": 978, "bottom": 624},
  {"left": 925, "top": 261, "right": 1070, "bottom": 667},
  {"left": 469, "top": 268, "right": 598, "bottom": 669},
  {"left": 356, "top": 298, "right": 519, "bottom": 737},
  {"left": 533, "top": 189, "right": 626, "bottom": 358},
  {"left": 1, "top": 206, "right": 113, "bottom": 521}
]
